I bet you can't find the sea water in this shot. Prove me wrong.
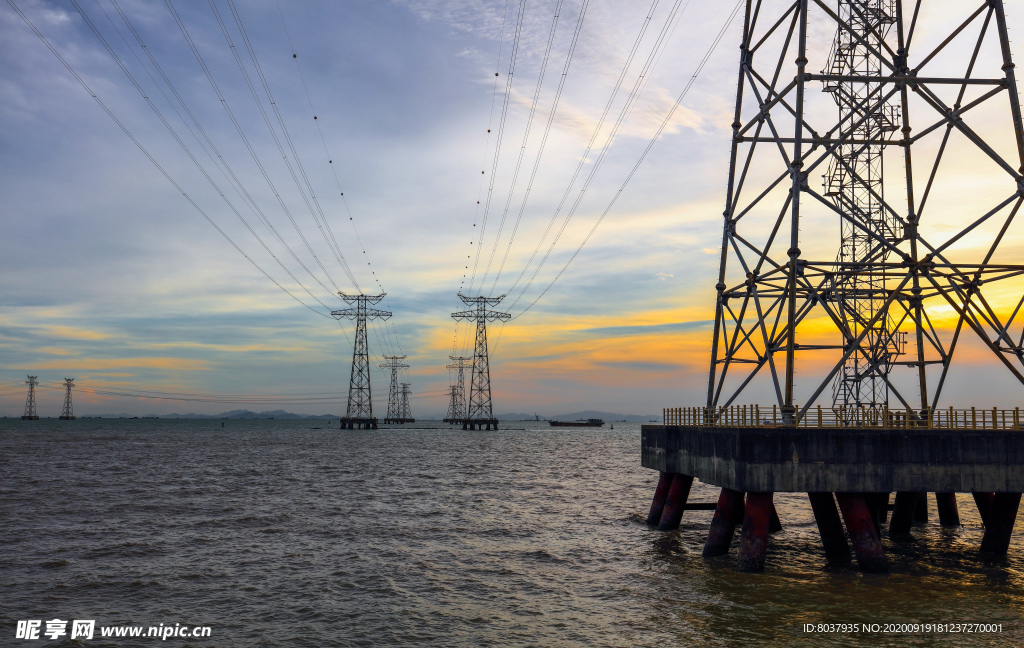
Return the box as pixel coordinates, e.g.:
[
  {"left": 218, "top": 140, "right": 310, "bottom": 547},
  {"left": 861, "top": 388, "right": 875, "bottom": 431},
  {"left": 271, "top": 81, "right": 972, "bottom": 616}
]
[{"left": 2, "top": 419, "right": 1022, "bottom": 646}]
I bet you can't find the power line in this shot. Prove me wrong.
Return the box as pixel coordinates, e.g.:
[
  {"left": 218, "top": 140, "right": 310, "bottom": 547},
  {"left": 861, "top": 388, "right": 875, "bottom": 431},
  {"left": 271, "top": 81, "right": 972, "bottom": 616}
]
[
  {"left": 8, "top": 0, "right": 333, "bottom": 318},
  {"left": 510, "top": 0, "right": 744, "bottom": 319}
]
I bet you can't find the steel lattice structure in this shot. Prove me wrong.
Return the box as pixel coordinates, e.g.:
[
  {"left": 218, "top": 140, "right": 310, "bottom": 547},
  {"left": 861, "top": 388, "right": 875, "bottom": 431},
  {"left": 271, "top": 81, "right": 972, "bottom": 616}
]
[
  {"left": 400, "top": 382, "right": 412, "bottom": 420},
  {"left": 22, "top": 375, "right": 39, "bottom": 420},
  {"left": 60, "top": 378, "right": 75, "bottom": 420},
  {"left": 451, "top": 294, "right": 511, "bottom": 426},
  {"left": 380, "top": 355, "right": 409, "bottom": 422},
  {"left": 708, "top": 0, "right": 1024, "bottom": 424},
  {"left": 444, "top": 356, "right": 471, "bottom": 423},
  {"left": 333, "top": 292, "right": 391, "bottom": 420}
]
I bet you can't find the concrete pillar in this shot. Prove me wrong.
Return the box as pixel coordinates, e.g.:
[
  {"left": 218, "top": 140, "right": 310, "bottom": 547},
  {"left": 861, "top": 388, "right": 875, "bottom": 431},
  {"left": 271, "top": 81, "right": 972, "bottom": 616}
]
[
  {"left": 973, "top": 492, "right": 995, "bottom": 526},
  {"left": 980, "top": 493, "right": 1021, "bottom": 555},
  {"left": 808, "top": 492, "right": 850, "bottom": 563},
  {"left": 703, "top": 488, "right": 745, "bottom": 557},
  {"left": 646, "top": 472, "right": 673, "bottom": 526},
  {"left": 889, "top": 491, "right": 919, "bottom": 535},
  {"left": 737, "top": 492, "right": 773, "bottom": 572},
  {"left": 769, "top": 503, "right": 783, "bottom": 534},
  {"left": 657, "top": 473, "right": 694, "bottom": 531},
  {"left": 913, "top": 491, "right": 928, "bottom": 522},
  {"left": 836, "top": 493, "right": 889, "bottom": 573},
  {"left": 935, "top": 492, "right": 961, "bottom": 527}
]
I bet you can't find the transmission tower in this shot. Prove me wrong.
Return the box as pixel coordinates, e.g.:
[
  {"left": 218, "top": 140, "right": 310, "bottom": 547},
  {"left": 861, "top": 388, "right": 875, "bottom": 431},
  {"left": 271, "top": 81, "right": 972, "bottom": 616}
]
[
  {"left": 451, "top": 293, "right": 511, "bottom": 430},
  {"left": 379, "top": 355, "right": 410, "bottom": 424},
  {"left": 21, "top": 375, "right": 39, "bottom": 420},
  {"left": 59, "top": 378, "right": 75, "bottom": 420},
  {"left": 400, "top": 382, "right": 412, "bottom": 421},
  {"left": 332, "top": 292, "right": 392, "bottom": 429},
  {"left": 444, "top": 355, "right": 471, "bottom": 424},
  {"left": 705, "top": 0, "right": 1024, "bottom": 423}
]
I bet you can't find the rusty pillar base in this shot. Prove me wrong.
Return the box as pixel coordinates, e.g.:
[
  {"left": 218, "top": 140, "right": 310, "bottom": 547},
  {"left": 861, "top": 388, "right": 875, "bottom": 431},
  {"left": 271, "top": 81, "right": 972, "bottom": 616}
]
[
  {"left": 935, "top": 492, "right": 961, "bottom": 527},
  {"left": 703, "top": 488, "right": 745, "bottom": 557},
  {"left": 973, "top": 492, "right": 995, "bottom": 527},
  {"left": 808, "top": 492, "right": 851, "bottom": 564},
  {"left": 657, "top": 473, "right": 694, "bottom": 531},
  {"left": 836, "top": 493, "right": 889, "bottom": 574},
  {"left": 646, "top": 472, "right": 673, "bottom": 526},
  {"left": 980, "top": 493, "right": 1021, "bottom": 556},
  {"left": 889, "top": 491, "right": 919, "bottom": 536},
  {"left": 737, "top": 492, "right": 773, "bottom": 572}
]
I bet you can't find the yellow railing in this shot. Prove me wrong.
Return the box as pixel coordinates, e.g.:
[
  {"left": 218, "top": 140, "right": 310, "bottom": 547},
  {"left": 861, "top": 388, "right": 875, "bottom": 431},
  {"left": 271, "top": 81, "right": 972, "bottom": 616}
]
[{"left": 662, "top": 405, "right": 1024, "bottom": 431}]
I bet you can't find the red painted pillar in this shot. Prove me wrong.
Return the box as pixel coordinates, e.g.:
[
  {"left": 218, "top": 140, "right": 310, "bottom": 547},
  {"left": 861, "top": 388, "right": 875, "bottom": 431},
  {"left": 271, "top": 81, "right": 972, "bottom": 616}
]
[
  {"left": 703, "top": 488, "right": 745, "bottom": 557},
  {"left": 836, "top": 492, "right": 889, "bottom": 573},
  {"left": 737, "top": 492, "right": 773, "bottom": 572},
  {"left": 973, "top": 492, "right": 995, "bottom": 527},
  {"left": 657, "top": 474, "right": 694, "bottom": 531},
  {"left": 980, "top": 493, "right": 1021, "bottom": 555},
  {"left": 935, "top": 492, "right": 961, "bottom": 527},
  {"left": 889, "top": 491, "right": 918, "bottom": 535},
  {"left": 808, "top": 492, "right": 850, "bottom": 563},
  {"left": 646, "top": 472, "right": 673, "bottom": 526}
]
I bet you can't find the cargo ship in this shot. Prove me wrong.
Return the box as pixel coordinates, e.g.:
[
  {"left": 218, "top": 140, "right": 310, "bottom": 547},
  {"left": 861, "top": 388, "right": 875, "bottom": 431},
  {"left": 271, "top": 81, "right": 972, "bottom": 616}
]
[{"left": 549, "top": 418, "right": 604, "bottom": 427}]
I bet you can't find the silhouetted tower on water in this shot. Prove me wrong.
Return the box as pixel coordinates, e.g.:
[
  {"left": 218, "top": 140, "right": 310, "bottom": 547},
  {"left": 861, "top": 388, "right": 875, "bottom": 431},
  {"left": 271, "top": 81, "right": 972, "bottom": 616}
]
[
  {"left": 21, "top": 375, "right": 39, "bottom": 420},
  {"left": 60, "top": 378, "right": 75, "bottom": 420},
  {"left": 380, "top": 355, "right": 410, "bottom": 424},
  {"left": 444, "top": 356, "right": 471, "bottom": 424},
  {"left": 400, "top": 382, "right": 412, "bottom": 421},
  {"left": 332, "top": 292, "right": 391, "bottom": 429},
  {"left": 451, "top": 294, "right": 510, "bottom": 430}
]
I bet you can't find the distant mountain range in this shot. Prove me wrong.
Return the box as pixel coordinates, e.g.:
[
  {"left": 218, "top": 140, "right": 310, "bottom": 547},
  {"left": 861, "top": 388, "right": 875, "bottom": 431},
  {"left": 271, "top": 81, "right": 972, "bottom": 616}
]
[{"left": 160, "top": 409, "right": 338, "bottom": 420}]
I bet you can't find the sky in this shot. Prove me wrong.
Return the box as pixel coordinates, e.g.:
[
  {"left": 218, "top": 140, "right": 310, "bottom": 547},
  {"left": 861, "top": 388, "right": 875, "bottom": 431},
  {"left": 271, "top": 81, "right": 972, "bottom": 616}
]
[{"left": 1, "top": 0, "right": 1023, "bottom": 418}]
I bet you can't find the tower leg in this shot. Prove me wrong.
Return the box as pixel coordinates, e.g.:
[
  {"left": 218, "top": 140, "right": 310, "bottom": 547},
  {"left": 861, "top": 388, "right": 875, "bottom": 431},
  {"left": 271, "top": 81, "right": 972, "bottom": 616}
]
[
  {"left": 657, "top": 474, "right": 694, "bottom": 531},
  {"left": 703, "top": 488, "right": 745, "bottom": 557},
  {"left": 980, "top": 493, "right": 1021, "bottom": 555},
  {"left": 935, "top": 492, "right": 961, "bottom": 527},
  {"left": 808, "top": 492, "right": 850, "bottom": 563},
  {"left": 973, "top": 492, "right": 995, "bottom": 526},
  {"left": 646, "top": 472, "right": 673, "bottom": 526},
  {"left": 737, "top": 492, "right": 773, "bottom": 572},
  {"left": 836, "top": 493, "right": 888, "bottom": 573},
  {"left": 889, "top": 491, "right": 918, "bottom": 535}
]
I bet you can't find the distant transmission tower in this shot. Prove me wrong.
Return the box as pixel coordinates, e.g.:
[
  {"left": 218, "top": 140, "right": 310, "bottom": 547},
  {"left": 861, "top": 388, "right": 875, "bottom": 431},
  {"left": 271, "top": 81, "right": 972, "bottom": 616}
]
[
  {"left": 444, "top": 356, "right": 471, "bottom": 424},
  {"left": 332, "top": 292, "right": 392, "bottom": 429},
  {"left": 21, "top": 375, "right": 39, "bottom": 420},
  {"left": 60, "top": 378, "right": 75, "bottom": 420},
  {"left": 380, "top": 355, "right": 409, "bottom": 424},
  {"left": 400, "top": 382, "right": 413, "bottom": 421},
  {"left": 451, "top": 294, "right": 510, "bottom": 430}
]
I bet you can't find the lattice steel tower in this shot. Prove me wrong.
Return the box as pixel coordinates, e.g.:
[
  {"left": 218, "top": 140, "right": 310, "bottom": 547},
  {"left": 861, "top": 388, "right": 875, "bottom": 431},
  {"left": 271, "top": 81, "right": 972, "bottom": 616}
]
[
  {"left": 60, "top": 378, "right": 75, "bottom": 420},
  {"left": 707, "top": 0, "right": 1024, "bottom": 423},
  {"left": 451, "top": 294, "right": 510, "bottom": 430},
  {"left": 332, "top": 292, "right": 392, "bottom": 429},
  {"left": 380, "top": 355, "right": 409, "bottom": 424},
  {"left": 21, "top": 375, "right": 39, "bottom": 420},
  {"left": 400, "top": 382, "right": 412, "bottom": 420},
  {"left": 444, "top": 356, "right": 471, "bottom": 424}
]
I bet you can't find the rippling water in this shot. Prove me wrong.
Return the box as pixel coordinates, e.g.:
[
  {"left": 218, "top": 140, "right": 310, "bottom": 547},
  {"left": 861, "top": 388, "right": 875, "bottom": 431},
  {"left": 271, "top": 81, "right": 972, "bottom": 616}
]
[{"left": 2, "top": 419, "right": 1023, "bottom": 646}]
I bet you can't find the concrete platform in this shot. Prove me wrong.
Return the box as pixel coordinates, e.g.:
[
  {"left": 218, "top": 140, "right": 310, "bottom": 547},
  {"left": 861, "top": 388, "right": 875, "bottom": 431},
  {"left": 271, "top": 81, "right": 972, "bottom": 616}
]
[{"left": 641, "top": 424, "right": 1024, "bottom": 493}]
